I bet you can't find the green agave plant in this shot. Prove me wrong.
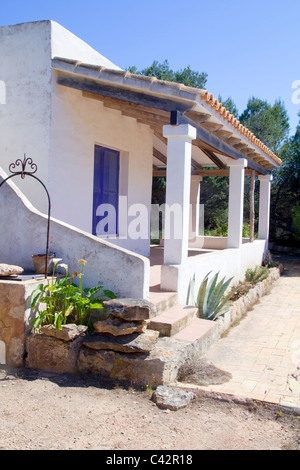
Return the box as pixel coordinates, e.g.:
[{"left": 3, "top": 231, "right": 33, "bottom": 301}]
[{"left": 187, "top": 271, "right": 233, "bottom": 321}]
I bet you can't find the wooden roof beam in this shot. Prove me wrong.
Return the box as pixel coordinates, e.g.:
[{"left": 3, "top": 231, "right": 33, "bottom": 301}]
[
  {"left": 153, "top": 147, "right": 167, "bottom": 165},
  {"left": 198, "top": 147, "right": 227, "bottom": 170},
  {"left": 152, "top": 168, "right": 259, "bottom": 177}
]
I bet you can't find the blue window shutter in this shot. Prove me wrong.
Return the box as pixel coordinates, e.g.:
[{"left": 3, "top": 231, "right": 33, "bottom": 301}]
[{"left": 92, "top": 145, "right": 119, "bottom": 235}]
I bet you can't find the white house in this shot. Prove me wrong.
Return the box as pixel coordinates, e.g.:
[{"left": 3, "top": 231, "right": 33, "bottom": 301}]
[{"left": 0, "top": 20, "right": 281, "bottom": 306}]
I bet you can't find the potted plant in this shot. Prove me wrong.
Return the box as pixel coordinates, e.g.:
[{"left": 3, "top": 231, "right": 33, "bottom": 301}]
[{"left": 32, "top": 252, "right": 57, "bottom": 274}]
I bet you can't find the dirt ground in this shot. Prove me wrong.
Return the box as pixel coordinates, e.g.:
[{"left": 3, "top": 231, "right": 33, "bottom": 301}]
[{"left": 0, "top": 366, "right": 299, "bottom": 451}]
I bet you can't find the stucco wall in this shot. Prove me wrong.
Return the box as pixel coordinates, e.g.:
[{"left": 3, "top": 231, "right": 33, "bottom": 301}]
[
  {"left": 0, "top": 21, "right": 52, "bottom": 213},
  {"left": 0, "top": 170, "right": 150, "bottom": 300},
  {"left": 0, "top": 20, "right": 125, "bottom": 218},
  {"left": 49, "top": 82, "right": 154, "bottom": 256},
  {"left": 50, "top": 21, "right": 121, "bottom": 70}
]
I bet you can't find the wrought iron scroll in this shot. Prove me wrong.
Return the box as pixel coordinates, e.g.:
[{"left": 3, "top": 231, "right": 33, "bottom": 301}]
[{"left": 0, "top": 154, "right": 51, "bottom": 278}]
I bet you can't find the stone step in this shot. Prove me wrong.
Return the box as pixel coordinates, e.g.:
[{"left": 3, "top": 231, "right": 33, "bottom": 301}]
[
  {"left": 149, "top": 304, "right": 198, "bottom": 337},
  {"left": 173, "top": 318, "right": 218, "bottom": 353},
  {"left": 149, "top": 289, "right": 178, "bottom": 315}
]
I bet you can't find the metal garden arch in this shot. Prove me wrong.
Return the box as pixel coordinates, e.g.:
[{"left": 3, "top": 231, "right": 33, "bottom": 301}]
[{"left": 0, "top": 155, "right": 51, "bottom": 278}]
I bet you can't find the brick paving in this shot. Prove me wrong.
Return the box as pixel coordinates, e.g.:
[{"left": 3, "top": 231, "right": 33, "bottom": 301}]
[{"left": 187, "top": 254, "right": 300, "bottom": 413}]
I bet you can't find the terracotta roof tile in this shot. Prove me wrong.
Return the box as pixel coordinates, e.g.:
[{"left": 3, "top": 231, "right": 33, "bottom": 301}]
[
  {"left": 199, "top": 89, "right": 281, "bottom": 166},
  {"left": 128, "top": 70, "right": 282, "bottom": 166},
  {"left": 52, "top": 58, "right": 282, "bottom": 167}
]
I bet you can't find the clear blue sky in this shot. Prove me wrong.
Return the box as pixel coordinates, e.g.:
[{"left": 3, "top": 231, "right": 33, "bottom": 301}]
[{"left": 1, "top": 0, "right": 299, "bottom": 135}]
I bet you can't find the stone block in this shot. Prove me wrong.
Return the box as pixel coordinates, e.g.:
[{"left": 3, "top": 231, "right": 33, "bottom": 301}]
[
  {"left": 25, "top": 333, "right": 84, "bottom": 374},
  {"left": 0, "top": 278, "right": 48, "bottom": 366},
  {"left": 39, "top": 324, "right": 88, "bottom": 342},
  {"left": 93, "top": 316, "right": 149, "bottom": 336},
  {"left": 152, "top": 385, "right": 195, "bottom": 410},
  {"left": 77, "top": 347, "right": 165, "bottom": 388},
  {"left": 82, "top": 329, "right": 159, "bottom": 354},
  {"left": 0, "top": 264, "right": 24, "bottom": 276},
  {"left": 77, "top": 335, "right": 199, "bottom": 387},
  {"left": 103, "top": 298, "right": 157, "bottom": 321}
]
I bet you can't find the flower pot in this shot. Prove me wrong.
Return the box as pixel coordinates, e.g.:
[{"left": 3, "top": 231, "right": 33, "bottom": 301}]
[{"left": 32, "top": 253, "right": 56, "bottom": 274}]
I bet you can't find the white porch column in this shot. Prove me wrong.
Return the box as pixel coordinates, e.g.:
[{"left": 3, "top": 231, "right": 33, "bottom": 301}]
[
  {"left": 227, "top": 158, "right": 248, "bottom": 249},
  {"left": 163, "top": 124, "right": 197, "bottom": 265},
  {"left": 189, "top": 175, "right": 202, "bottom": 242},
  {"left": 258, "top": 174, "right": 273, "bottom": 241}
]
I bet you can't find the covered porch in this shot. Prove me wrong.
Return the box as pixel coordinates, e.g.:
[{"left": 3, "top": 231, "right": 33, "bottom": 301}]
[
  {"left": 149, "top": 120, "right": 274, "bottom": 303},
  {"left": 51, "top": 58, "right": 280, "bottom": 304}
]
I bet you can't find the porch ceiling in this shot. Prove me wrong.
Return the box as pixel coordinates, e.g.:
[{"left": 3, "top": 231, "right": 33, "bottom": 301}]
[{"left": 52, "top": 57, "right": 282, "bottom": 176}]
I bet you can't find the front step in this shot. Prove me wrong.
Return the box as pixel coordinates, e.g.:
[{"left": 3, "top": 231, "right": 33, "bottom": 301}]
[
  {"left": 149, "top": 289, "right": 178, "bottom": 315},
  {"left": 173, "top": 317, "right": 218, "bottom": 344},
  {"left": 149, "top": 304, "right": 198, "bottom": 337}
]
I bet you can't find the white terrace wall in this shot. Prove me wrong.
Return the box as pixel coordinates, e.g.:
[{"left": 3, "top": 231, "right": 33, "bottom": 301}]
[
  {"left": 161, "top": 239, "right": 267, "bottom": 304},
  {"left": 0, "top": 170, "right": 150, "bottom": 300}
]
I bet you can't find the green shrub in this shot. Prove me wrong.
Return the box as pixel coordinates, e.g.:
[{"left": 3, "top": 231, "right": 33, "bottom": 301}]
[
  {"left": 245, "top": 265, "right": 269, "bottom": 284},
  {"left": 205, "top": 223, "right": 257, "bottom": 238}
]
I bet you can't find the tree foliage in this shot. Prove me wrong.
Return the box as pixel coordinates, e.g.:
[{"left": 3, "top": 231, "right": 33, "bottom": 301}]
[
  {"left": 129, "top": 60, "right": 299, "bottom": 245},
  {"left": 127, "top": 60, "right": 208, "bottom": 89},
  {"left": 270, "top": 113, "right": 300, "bottom": 243},
  {"left": 218, "top": 95, "right": 239, "bottom": 119},
  {"left": 239, "top": 97, "right": 290, "bottom": 155}
]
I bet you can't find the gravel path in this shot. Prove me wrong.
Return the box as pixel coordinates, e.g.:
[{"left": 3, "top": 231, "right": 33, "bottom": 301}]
[{"left": 0, "top": 367, "right": 299, "bottom": 451}]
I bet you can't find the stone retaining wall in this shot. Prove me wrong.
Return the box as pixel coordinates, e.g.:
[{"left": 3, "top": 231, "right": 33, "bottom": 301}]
[
  {"left": 24, "top": 299, "right": 194, "bottom": 388},
  {"left": 1, "top": 267, "right": 282, "bottom": 388},
  {"left": 0, "top": 278, "right": 48, "bottom": 366},
  {"left": 215, "top": 266, "right": 281, "bottom": 337}
]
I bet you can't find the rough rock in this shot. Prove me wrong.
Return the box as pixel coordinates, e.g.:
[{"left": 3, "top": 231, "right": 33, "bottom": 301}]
[
  {"left": 93, "top": 316, "right": 149, "bottom": 336},
  {"left": 77, "top": 348, "right": 166, "bottom": 388},
  {"left": 77, "top": 336, "right": 200, "bottom": 387},
  {"left": 25, "top": 333, "right": 84, "bottom": 373},
  {"left": 0, "top": 263, "right": 24, "bottom": 276},
  {"left": 103, "top": 298, "right": 157, "bottom": 321},
  {"left": 39, "top": 324, "right": 88, "bottom": 342},
  {"left": 82, "top": 329, "right": 159, "bottom": 354},
  {"left": 151, "top": 385, "right": 195, "bottom": 411}
]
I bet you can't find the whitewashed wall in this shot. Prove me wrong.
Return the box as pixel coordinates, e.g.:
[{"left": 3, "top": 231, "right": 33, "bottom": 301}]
[
  {"left": 0, "top": 170, "right": 150, "bottom": 300},
  {"left": 49, "top": 83, "right": 154, "bottom": 256},
  {"left": 0, "top": 20, "right": 120, "bottom": 213},
  {"left": 0, "top": 20, "right": 154, "bottom": 256},
  {"left": 0, "top": 21, "right": 52, "bottom": 213}
]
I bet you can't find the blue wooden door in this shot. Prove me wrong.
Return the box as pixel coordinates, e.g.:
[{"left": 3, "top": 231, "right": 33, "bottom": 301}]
[{"left": 92, "top": 145, "right": 119, "bottom": 236}]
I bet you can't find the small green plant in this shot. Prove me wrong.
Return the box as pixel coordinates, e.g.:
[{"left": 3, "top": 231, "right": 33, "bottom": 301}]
[
  {"left": 245, "top": 265, "right": 269, "bottom": 284},
  {"left": 30, "top": 259, "right": 116, "bottom": 330},
  {"left": 205, "top": 223, "right": 257, "bottom": 239},
  {"left": 188, "top": 271, "right": 233, "bottom": 321}
]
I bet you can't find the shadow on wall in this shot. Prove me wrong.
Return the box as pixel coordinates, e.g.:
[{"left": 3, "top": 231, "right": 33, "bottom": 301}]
[{"left": 0, "top": 168, "right": 149, "bottom": 299}]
